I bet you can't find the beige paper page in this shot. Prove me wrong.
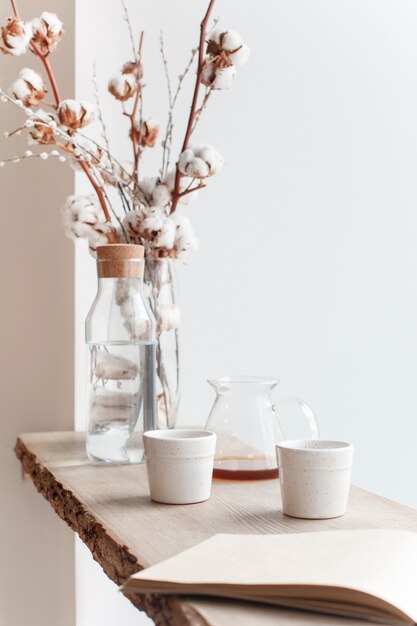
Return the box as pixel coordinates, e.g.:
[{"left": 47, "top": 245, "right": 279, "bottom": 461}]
[{"left": 125, "top": 529, "right": 417, "bottom": 622}]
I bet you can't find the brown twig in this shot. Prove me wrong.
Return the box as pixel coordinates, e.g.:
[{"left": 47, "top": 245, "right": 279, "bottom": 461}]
[
  {"left": 178, "top": 182, "right": 206, "bottom": 197},
  {"left": 30, "top": 43, "right": 61, "bottom": 105},
  {"left": 79, "top": 161, "right": 112, "bottom": 222},
  {"left": 170, "top": 0, "right": 216, "bottom": 213},
  {"left": 57, "top": 141, "right": 112, "bottom": 223},
  {"left": 10, "top": 0, "right": 19, "bottom": 18}
]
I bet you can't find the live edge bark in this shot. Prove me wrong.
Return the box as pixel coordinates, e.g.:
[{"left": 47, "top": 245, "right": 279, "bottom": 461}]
[{"left": 14, "top": 437, "right": 208, "bottom": 626}]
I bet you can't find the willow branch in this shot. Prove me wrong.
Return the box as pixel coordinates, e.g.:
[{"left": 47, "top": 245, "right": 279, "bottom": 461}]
[
  {"left": 160, "top": 40, "right": 198, "bottom": 178},
  {"left": 121, "top": 0, "right": 138, "bottom": 63},
  {"left": 130, "top": 31, "right": 144, "bottom": 181},
  {"left": 192, "top": 87, "right": 212, "bottom": 132},
  {"left": 170, "top": 0, "right": 216, "bottom": 213}
]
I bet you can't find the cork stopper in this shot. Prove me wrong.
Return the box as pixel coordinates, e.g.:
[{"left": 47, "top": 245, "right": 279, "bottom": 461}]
[{"left": 96, "top": 244, "right": 145, "bottom": 278}]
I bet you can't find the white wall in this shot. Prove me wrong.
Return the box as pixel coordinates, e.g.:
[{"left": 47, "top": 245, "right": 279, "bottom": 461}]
[
  {"left": 73, "top": 0, "right": 417, "bottom": 624},
  {"left": 0, "top": 1, "right": 76, "bottom": 625}
]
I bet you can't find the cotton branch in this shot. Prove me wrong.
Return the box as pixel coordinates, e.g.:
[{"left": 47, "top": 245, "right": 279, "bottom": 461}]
[
  {"left": 9, "top": 0, "right": 61, "bottom": 105},
  {"left": 170, "top": 0, "right": 216, "bottom": 213},
  {"left": 8, "top": 0, "right": 117, "bottom": 225}
]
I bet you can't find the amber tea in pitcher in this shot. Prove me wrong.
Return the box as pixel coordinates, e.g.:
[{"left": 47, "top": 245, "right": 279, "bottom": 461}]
[{"left": 205, "top": 376, "right": 319, "bottom": 481}]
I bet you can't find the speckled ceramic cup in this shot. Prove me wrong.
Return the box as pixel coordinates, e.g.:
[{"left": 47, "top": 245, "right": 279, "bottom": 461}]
[
  {"left": 143, "top": 429, "right": 216, "bottom": 505},
  {"left": 276, "top": 440, "right": 354, "bottom": 519}
]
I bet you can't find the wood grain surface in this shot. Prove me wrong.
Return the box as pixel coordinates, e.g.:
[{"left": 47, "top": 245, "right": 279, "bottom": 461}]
[{"left": 15, "top": 431, "right": 417, "bottom": 626}]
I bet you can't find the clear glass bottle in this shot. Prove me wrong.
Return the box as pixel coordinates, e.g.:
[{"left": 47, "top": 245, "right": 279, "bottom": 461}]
[{"left": 86, "top": 244, "right": 156, "bottom": 464}]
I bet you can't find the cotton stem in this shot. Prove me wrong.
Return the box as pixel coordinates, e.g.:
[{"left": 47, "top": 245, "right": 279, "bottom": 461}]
[{"left": 170, "top": 0, "right": 216, "bottom": 213}]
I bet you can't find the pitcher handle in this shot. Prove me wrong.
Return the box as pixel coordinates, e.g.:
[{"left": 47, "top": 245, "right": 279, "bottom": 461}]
[{"left": 272, "top": 397, "right": 320, "bottom": 440}]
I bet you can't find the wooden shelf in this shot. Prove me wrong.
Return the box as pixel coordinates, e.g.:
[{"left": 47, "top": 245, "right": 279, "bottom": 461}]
[{"left": 15, "top": 431, "right": 417, "bottom": 626}]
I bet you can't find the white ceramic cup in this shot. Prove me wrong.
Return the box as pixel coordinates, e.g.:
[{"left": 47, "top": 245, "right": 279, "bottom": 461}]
[
  {"left": 276, "top": 440, "right": 354, "bottom": 519},
  {"left": 143, "top": 429, "right": 217, "bottom": 505}
]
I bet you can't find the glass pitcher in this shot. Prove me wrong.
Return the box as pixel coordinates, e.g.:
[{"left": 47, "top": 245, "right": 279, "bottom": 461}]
[{"left": 205, "top": 376, "right": 319, "bottom": 480}]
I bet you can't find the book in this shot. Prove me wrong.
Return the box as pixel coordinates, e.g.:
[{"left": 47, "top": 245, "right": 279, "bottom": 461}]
[{"left": 123, "top": 529, "right": 417, "bottom": 624}]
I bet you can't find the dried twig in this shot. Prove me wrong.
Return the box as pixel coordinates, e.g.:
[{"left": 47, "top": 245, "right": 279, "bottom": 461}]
[
  {"left": 160, "top": 31, "right": 173, "bottom": 108},
  {"left": 92, "top": 62, "right": 112, "bottom": 161},
  {"left": 192, "top": 87, "right": 212, "bottom": 132},
  {"left": 160, "top": 38, "right": 198, "bottom": 178},
  {"left": 129, "top": 31, "right": 144, "bottom": 181},
  {"left": 93, "top": 61, "right": 129, "bottom": 217}
]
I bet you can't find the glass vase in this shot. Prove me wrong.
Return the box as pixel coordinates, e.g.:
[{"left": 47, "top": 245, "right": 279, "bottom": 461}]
[{"left": 144, "top": 258, "right": 180, "bottom": 428}]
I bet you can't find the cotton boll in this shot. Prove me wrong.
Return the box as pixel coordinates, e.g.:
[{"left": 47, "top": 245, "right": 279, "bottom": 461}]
[
  {"left": 10, "top": 68, "right": 47, "bottom": 107},
  {"left": 211, "top": 65, "right": 236, "bottom": 90},
  {"left": 58, "top": 99, "right": 94, "bottom": 130},
  {"left": 10, "top": 78, "right": 31, "bottom": 103},
  {"left": 72, "top": 221, "right": 94, "bottom": 238},
  {"left": 198, "top": 145, "right": 217, "bottom": 172},
  {"left": 207, "top": 27, "right": 222, "bottom": 45},
  {"left": 140, "top": 176, "right": 157, "bottom": 197},
  {"left": 173, "top": 214, "right": 198, "bottom": 258},
  {"left": 178, "top": 149, "right": 195, "bottom": 175},
  {"left": 77, "top": 207, "right": 100, "bottom": 224},
  {"left": 189, "top": 157, "right": 210, "bottom": 178},
  {"left": 28, "top": 107, "right": 57, "bottom": 144},
  {"left": 163, "top": 169, "right": 198, "bottom": 204},
  {"left": 63, "top": 194, "right": 101, "bottom": 223},
  {"left": 122, "top": 208, "right": 147, "bottom": 243},
  {"left": 221, "top": 30, "right": 243, "bottom": 51},
  {"left": 38, "top": 11, "right": 62, "bottom": 36},
  {"left": 152, "top": 183, "right": 171, "bottom": 206},
  {"left": 31, "top": 12, "right": 64, "bottom": 55},
  {"left": 163, "top": 169, "right": 193, "bottom": 193},
  {"left": 196, "top": 144, "right": 224, "bottom": 174},
  {"left": 153, "top": 217, "right": 176, "bottom": 249},
  {"left": 62, "top": 194, "right": 109, "bottom": 244},
  {"left": 88, "top": 230, "right": 110, "bottom": 255},
  {"left": 139, "top": 118, "right": 159, "bottom": 147},
  {"left": 229, "top": 43, "right": 250, "bottom": 67},
  {"left": 143, "top": 209, "right": 165, "bottom": 232},
  {"left": 108, "top": 73, "right": 136, "bottom": 101},
  {"left": 173, "top": 213, "right": 193, "bottom": 240},
  {"left": 0, "top": 18, "right": 33, "bottom": 56}
]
